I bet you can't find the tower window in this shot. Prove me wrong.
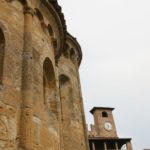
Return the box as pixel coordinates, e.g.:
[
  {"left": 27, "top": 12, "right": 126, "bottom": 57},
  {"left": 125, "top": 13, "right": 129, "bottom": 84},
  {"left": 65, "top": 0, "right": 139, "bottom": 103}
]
[{"left": 102, "top": 111, "right": 108, "bottom": 117}]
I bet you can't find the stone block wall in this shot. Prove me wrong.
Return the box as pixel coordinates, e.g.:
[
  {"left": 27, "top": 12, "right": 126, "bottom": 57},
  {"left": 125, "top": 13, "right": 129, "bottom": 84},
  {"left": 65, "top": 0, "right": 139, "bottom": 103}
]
[{"left": 0, "top": 0, "right": 89, "bottom": 150}]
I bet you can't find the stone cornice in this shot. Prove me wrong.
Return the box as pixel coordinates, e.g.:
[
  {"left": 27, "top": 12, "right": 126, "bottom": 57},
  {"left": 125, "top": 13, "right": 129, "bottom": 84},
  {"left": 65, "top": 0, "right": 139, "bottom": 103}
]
[
  {"left": 33, "top": 0, "right": 67, "bottom": 61},
  {"left": 24, "top": 6, "right": 34, "bottom": 16},
  {"left": 6, "top": 0, "right": 67, "bottom": 60},
  {"left": 66, "top": 32, "right": 82, "bottom": 66},
  {"left": 47, "top": 0, "right": 67, "bottom": 59},
  {"left": 6, "top": 0, "right": 82, "bottom": 65}
]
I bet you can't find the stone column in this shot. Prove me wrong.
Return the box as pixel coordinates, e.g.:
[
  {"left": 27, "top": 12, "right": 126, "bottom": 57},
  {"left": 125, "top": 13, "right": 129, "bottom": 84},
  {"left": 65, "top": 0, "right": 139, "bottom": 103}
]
[
  {"left": 115, "top": 142, "right": 119, "bottom": 150},
  {"left": 126, "top": 141, "right": 133, "bottom": 150},
  {"left": 19, "top": 6, "right": 34, "bottom": 150},
  {"left": 104, "top": 142, "right": 107, "bottom": 150},
  {"left": 92, "top": 142, "right": 96, "bottom": 150},
  {"left": 56, "top": 65, "right": 64, "bottom": 150},
  {"left": 75, "top": 61, "right": 90, "bottom": 150}
]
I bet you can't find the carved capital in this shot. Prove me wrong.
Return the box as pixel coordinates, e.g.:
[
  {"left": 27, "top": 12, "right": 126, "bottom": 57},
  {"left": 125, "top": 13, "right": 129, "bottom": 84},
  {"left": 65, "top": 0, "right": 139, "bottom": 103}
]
[{"left": 24, "top": 6, "right": 34, "bottom": 16}]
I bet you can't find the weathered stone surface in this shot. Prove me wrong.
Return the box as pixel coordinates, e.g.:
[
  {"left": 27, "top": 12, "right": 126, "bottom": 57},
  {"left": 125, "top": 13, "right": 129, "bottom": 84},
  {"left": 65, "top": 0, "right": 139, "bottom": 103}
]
[
  {"left": 0, "top": 101, "right": 18, "bottom": 150},
  {"left": 0, "top": 0, "right": 88, "bottom": 150}
]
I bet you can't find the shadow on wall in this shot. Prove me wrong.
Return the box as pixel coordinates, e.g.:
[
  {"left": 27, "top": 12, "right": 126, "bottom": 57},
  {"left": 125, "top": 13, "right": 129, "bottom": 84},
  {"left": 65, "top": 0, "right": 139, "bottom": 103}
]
[
  {"left": 0, "top": 28, "right": 5, "bottom": 86},
  {"left": 43, "top": 57, "right": 58, "bottom": 116}
]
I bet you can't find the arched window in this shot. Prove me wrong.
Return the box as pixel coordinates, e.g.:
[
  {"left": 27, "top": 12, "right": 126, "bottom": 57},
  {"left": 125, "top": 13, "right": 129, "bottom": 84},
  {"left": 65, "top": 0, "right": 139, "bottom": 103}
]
[
  {"left": 0, "top": 28, "right": 5, "bottom": 85},
  {"left": 43, "top": 58, "right": 57, "bottom": 116},
  {"left": 102, "top": 111, "right": 108, "bottom": 117}
]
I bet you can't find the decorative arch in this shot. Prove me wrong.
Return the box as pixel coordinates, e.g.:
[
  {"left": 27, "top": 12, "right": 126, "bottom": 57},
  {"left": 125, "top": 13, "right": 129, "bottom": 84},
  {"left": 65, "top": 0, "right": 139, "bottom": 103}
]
[
  {"left": 59, "top": 74, "right": 74, "bottom": 116},
  {"left": 66, "top": 33, "right": 82, "bottom": 65},
  {"left": 63, "top": 43, "right": 70, "bottom": 58},
  {"left": 34, "top": 8, "right": 46, "bottom": 29},
  {"left": 47, "top": 24, "right": 57, "bottom": 50},
  {"left": 43, "top": 57, "right": 58, "bottom": 116},
  {"left": 35, "top": 8, "right": 44, "bottom": 21},
  {"left": 47, "top": 24, "right": 54, "bottom": 37},
  {"left": 0, "top": 28, "right": 5, "bottom": 85},
  {"left": 59, "top": 73, "right": 79, "bottom": 148},
  {"left": 70, "top": 48, "right": 75, "bottom": 57},
  {"left": 34, "top": 9, "right": 57, "bottom": 51},
  {"left": 70, "top": 48, "right": 76, "bottom": 63},
  {"left": 42, "top": 0, "right": 66, "bottom": 59}
]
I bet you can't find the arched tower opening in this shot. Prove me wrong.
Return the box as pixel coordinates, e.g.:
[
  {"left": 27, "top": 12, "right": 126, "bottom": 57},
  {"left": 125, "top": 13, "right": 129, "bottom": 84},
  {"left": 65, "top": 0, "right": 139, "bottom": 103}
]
[
  {"left": 43, "top": 57, "right": 57, "bottom": 116},
  {"left": 0, "top": 28, "right": 5, "bottom": 85},
  {"left": 102, "top": 111, "right": 108, "bottom": 117}
]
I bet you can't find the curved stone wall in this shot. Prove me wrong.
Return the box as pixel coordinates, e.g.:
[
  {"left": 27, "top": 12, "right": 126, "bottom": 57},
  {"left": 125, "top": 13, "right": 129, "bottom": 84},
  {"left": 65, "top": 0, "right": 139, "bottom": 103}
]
[{"left": 0, "top": 0, "right": 88, "bottom": 150}]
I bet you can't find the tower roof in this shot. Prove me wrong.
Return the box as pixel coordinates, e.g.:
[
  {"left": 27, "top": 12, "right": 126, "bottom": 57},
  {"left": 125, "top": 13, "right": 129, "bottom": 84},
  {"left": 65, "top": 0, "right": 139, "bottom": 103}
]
[{"left": 90, "top": 107, "right": 114, "bottom": 114}]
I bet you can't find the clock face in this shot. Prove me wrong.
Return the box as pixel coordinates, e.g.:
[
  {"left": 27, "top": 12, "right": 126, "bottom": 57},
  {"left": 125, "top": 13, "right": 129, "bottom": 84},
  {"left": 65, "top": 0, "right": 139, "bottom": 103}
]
[{"left": 104, "top": 122, "right": 112, "bottom": 131}]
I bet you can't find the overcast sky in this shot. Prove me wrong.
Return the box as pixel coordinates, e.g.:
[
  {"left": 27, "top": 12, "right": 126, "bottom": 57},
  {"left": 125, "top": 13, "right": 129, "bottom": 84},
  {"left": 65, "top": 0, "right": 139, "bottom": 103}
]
[{"left": 58, "top": 0, "right": 150, "bottom": 149}]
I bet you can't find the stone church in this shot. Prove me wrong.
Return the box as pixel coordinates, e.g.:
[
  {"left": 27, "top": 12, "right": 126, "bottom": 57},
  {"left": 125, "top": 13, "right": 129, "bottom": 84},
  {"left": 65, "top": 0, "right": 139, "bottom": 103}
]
[{"left": 0, "top": 0, "right": 89, "bottom": 150}]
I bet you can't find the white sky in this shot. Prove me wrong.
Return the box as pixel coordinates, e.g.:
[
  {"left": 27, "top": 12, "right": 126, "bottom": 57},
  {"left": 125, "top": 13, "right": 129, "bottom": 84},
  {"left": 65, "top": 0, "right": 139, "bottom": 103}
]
[{"left": 58, "top": 0, "right": 150, "bottom": 149}]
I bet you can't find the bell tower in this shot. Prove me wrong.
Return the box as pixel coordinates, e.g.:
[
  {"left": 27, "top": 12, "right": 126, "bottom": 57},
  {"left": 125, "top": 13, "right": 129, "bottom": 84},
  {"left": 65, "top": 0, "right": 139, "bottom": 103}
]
[
  {"left": 88, "top": 107, "right": 133, "bottom": 150},
  {"left": 90, "top": 107, "right": 118, "bottom": 138}
]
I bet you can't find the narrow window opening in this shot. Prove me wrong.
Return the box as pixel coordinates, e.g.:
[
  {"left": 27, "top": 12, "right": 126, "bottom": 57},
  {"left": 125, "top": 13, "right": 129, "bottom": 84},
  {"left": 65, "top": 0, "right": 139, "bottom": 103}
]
[{"left": 102, "top": 111, "right": 108, "bottom": 117}]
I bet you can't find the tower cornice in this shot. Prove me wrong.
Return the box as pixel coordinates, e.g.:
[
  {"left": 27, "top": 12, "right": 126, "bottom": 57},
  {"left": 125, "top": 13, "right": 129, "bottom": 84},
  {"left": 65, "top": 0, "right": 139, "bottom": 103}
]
[{"left": 90, "top": 107, "right": 115, "bottom": 114}]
